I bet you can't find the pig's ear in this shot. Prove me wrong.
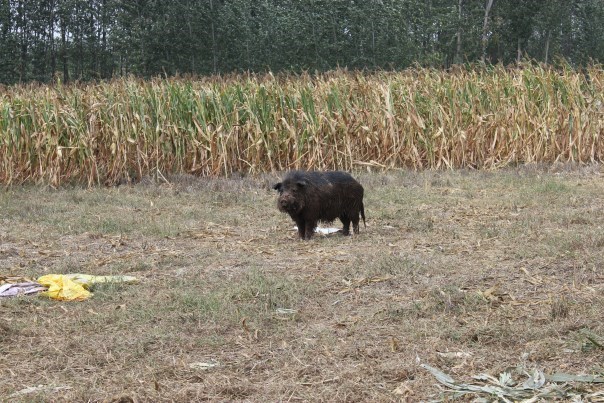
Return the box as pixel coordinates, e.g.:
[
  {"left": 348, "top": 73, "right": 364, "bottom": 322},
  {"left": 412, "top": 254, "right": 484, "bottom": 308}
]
[{"left": 273, "top": 182, "right": 282, "bottom": 192}]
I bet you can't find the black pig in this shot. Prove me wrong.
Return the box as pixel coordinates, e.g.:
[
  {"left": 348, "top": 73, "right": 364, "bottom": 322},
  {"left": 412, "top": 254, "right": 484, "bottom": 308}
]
[{"left": 273, "top": 171, "right": 366, "bottom": 240}]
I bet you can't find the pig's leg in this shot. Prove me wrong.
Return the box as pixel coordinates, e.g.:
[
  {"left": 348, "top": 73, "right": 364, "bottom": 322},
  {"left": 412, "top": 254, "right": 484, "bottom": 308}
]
[
  {"left": 340, "top": 214, "right": 351, "bottom": 235},
  {"left": 295, "top": 218, "right": 306, "bottom": 239},
  {"left": 304, "top": 220, "right": 317, "bottom": 240},
  {"left": 352, "top": 213, "right": 360, "bottom": 234}
]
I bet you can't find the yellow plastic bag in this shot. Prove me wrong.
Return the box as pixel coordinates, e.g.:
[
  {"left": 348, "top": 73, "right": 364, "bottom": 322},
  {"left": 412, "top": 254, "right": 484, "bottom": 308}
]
[
  {"left": 37, "top": 273, "right": 139, "bottom": 301},
  {"left": 64, "top": 274, "right": 138, "bottom": 287},
  {"left": 37, "top": 274, "right": 92, "bottom": 301}
]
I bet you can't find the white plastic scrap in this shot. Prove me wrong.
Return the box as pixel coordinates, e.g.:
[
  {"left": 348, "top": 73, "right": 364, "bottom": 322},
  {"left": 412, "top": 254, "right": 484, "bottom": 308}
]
[
  {"left": 189, "top": 361, "right": 220, "bottom": 370},
  {"left": 293, "top": 226, "right": 340, "bottom": 235},
  {"left": 9, "top": 385, "right": 72, "bottom": 398},
  {"left": 0, "top": 282, "right": 46, "bottom": 298}
]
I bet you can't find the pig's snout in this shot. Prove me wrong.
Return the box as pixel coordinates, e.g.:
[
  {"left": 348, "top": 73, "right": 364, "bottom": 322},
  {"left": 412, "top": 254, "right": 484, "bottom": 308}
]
[{"left": 278, "top": 194, "right": 300, "bottom": 213}]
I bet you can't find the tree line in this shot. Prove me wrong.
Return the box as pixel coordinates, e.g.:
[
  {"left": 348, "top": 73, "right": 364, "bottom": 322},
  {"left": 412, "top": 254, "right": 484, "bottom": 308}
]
[{"left": 1, "top": 0, "right": 603, "bottom": 84}]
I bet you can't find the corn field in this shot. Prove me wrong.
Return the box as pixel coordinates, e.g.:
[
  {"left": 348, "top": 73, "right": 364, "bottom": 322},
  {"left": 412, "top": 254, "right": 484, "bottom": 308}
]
[{"left": 1, "top": 64, "right": 603, "bottom": 186}]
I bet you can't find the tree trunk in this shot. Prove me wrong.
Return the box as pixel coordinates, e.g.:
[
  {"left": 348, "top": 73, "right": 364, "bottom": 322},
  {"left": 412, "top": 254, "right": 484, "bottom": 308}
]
[
  {"left": 481, "top": 0, "right": 494, "bottom": 63},
  {"left": 210, "top": 0, "right": 217, "bottom": 74},
  {"left": 187, "top": 18, "right": 195, "bottom": 72},
  {"left": 89, "top": 2, "right": 96, "bottom": 78},
  {"left": 371, "top": 20, "right": 376, "bottom": 66},
  {"left": 455, "top": 0, "right": 463, "bottom": 64},
  {"left": 99, "top": 0, "right": 108, "bottom": 78},
  {"left": 20, "top": 37, "right": 27, "bottom": 82},
  {"left": 61, "top": 12, "right": 68, "bottom": 82},
  {"left": 17, "top": 0, "right": 27, "bottom": 82},
  {"left": 49, "top": 0, "right": 56, "bottom": 80},
  {"left": 544, "top": 30, "right": 551, "bottom": 64},
  {"left": 309, "top": 0, "right": 319, "bottom": 68}
]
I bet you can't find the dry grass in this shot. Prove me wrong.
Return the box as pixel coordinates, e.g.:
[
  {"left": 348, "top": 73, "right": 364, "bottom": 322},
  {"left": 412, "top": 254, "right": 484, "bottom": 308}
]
[
  {"left": 1, "top": 166, "right": 604, "bottom": 401},
  {"left": 1, "top": 65, "right": 603, "bottom": 186}
]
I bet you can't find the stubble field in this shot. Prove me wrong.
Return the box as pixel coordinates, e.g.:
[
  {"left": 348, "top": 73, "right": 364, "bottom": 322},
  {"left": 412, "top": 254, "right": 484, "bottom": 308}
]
[{"left": 1, "top": 166, "right": 604, "bottom": 401}]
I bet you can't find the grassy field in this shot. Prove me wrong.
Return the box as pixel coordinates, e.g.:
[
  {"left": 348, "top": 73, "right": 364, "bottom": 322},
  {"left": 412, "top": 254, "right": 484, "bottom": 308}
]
[{"left": 1, "top": 166, "right": 604, "bottom": 401}]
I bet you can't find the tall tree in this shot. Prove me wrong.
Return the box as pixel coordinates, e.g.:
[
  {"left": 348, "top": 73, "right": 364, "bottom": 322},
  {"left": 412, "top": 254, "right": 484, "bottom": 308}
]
[
  {"left": 481, "top": 0, "right": 494, "bottom": 63},
  {"left": 1, "top": 0, "right": 604, "bottom": 85}
]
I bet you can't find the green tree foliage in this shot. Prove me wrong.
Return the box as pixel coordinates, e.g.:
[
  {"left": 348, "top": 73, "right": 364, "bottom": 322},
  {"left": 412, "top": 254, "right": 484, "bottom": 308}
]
[{"left": 1, "top": 0, "right": 603, "bottom": 84}]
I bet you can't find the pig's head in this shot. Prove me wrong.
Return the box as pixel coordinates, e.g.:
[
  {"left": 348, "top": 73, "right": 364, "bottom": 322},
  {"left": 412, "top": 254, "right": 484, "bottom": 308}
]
[{"left": 273, "top": 177, "right": 307, "bottom": 215}]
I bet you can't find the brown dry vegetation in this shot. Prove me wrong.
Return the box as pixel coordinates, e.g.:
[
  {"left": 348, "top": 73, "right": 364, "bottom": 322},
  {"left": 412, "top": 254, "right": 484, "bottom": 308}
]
[
  {"left": 1, "top": 65, "right": 604, "bottom": 186},
  {"left": 1, "top": 166, "right": 604, "bottom": 401}
]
